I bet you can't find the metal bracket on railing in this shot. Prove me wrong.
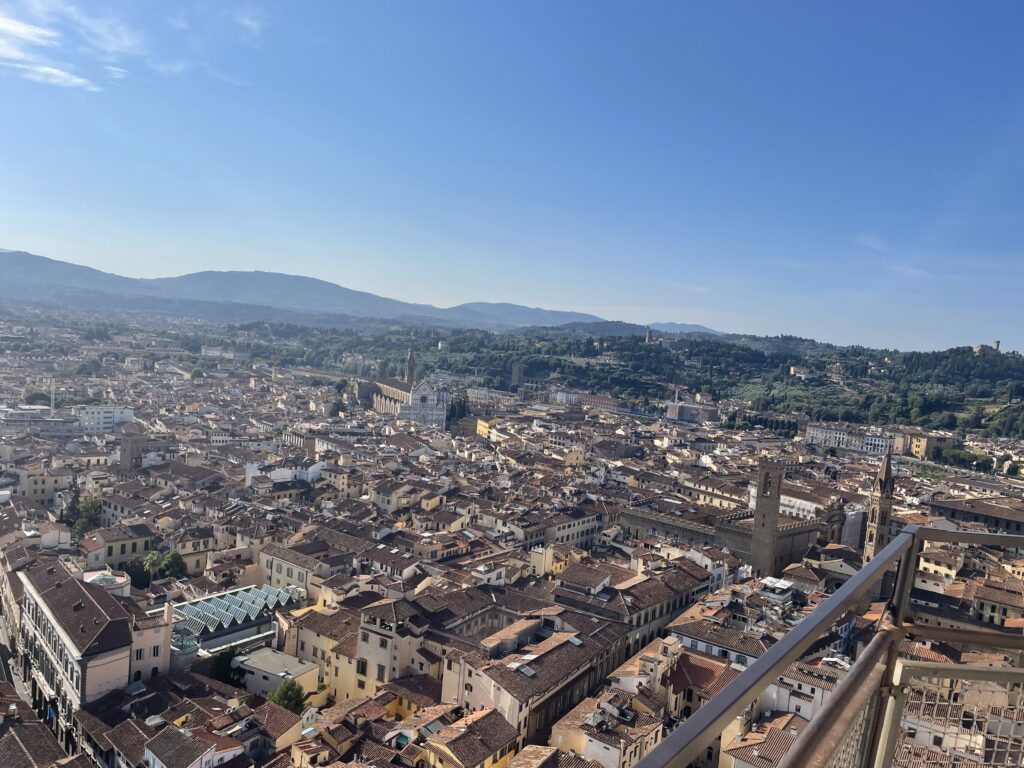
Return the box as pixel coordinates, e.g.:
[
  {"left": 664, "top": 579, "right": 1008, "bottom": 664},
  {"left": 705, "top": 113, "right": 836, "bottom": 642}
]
[
  {"left": 887, "top": 528, "right": 923, "bottom": 626},
  {"left": 858, "top": 619, "right": 908, "bottom": 768},
  {"left": 869, "top": 663, "right": 911, "bottom": 768}
]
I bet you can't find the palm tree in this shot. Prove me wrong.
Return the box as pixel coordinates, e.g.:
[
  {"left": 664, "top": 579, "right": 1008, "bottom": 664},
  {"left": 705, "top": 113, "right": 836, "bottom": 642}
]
[{"left": 143, "top": 550, "right": 163, "bottom": 584}]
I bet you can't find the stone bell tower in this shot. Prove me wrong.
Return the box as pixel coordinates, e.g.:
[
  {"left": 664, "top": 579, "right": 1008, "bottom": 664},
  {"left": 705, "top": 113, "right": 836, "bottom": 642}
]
[
  {"left": 864, "top": 450, "right": 895, "bottom": 565},
  {"left": 752, "top": 458, "right": 785, "bottom": 577}
]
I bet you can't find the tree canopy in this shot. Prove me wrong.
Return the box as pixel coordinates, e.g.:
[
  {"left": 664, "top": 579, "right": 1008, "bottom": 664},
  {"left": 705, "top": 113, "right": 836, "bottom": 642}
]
[
  {"left": 68, "top": 496, "right": 103, "bottom": 540},
  {"left": 159, "top": 550, "right": 189, "bottom": 579},
  {"left": 268, "top": 678, "right": 307, "bottom": 713}
]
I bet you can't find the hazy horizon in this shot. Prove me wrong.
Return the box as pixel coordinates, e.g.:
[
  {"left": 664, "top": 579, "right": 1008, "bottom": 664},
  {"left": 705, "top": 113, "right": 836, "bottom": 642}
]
[{"left": 3, "top": 246, "right": 1016, "bottom": 353}]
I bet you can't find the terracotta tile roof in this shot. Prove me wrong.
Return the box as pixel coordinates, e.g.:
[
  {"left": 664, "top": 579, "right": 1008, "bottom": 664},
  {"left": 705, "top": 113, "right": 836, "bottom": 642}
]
[
  {"left": 251, "top": 701, "right": 301, "bottom": 740},
  {"left": 357, "top": 740, "right": 400, "bottom": 765},
  {"left": 0, "top": 723, "right": 67, "bottom": 768},
  {"left": 380, "top": 675, "right": 442, "bottom": 708},
  {"left": 722, "top": 717, "right": 807, "bottom": 767},
  {"left": 144, "top": 727, "right": 212, "bottom": 768},
  {"left": 21, "top": 557, "right": 133, "bottom": 656},
  {"left": 671, "top": 619, "right": 773, "bottom": 657},
  {"left": 509, "top": 745, "right": 605, "bottom": 768},
  {"left": 424, "top": 709, "right": 519, "bottom": 768},
  {"left": 107, "top": 719, "right": 160, "bottom": 766}
]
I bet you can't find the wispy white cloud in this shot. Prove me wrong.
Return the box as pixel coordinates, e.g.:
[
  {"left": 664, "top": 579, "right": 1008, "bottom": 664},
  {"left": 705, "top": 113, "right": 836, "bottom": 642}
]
[
  {"left": 0, "top": 11, "right": 59, "bottom": 47},
  {"left": 18, "top": 1, "right": 145, "bottom": 58},
  {"left": 232, "top": 8, "right": 266, "bottom": 37},
  {"left": 5, "top": 2, "right": 267, "bottom": 92},
  {"left": 10, "top": 61, "right": 99, "bottom": 90},
  {"left": 69, "top": 9, "right": 144, "bottom": 58},
  {"left": 0, "top": 36, "right": 28, "bottom": 59},
  {"left": 0, "top": 9, "right": 58, "bottom": 64},
  {"left": 1, "top": 2, "right": 153, "bottom": 90},
  {"left": 0, "top": 9, "right": 99, "bottom": 89},
  {"left": 855, "top": 233, "right": 888, "bottom": 252}
]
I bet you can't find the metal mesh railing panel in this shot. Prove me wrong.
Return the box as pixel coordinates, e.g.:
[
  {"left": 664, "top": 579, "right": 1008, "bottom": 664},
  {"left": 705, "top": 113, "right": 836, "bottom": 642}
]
[
  {"left": 821, "top": 685, "right": 881, "bottom": 768},
  {"left": 893, "top": 670, "right": 1024, "bottom": 767}
]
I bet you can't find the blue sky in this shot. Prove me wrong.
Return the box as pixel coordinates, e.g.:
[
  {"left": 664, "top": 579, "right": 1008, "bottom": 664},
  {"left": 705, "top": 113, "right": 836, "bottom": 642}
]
[{"left": 2, "top": 2, "right": 1023, "bottom": 350}]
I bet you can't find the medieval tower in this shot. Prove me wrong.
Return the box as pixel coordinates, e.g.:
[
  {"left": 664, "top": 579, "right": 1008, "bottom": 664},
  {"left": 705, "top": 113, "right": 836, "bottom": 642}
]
[
  {"left": 752, "top": 458, "right": 785, "bottom": 577},
  {"left": 864, "top": 450, "right": 895, "bottom": 564}
]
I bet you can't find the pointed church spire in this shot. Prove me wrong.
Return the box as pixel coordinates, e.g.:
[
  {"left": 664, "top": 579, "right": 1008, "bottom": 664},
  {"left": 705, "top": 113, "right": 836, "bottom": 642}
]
[
  {"left": 865, "top": 447, "right": 896, "bottom": 573},
  {"left": 875, "top": 448, "right": 895, "bottom": 497}
]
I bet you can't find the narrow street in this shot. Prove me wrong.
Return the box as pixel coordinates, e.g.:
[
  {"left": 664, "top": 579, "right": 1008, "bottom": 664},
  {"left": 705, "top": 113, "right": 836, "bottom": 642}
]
[{"left": 0, "top": 617, "right": 32, "bottom": 703}]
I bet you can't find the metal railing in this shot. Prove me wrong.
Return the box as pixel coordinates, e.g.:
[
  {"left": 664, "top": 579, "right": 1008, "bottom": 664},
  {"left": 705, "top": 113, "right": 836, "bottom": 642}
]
[
  {"left": 873, "top": 661, "right": 1024, "bottom": 767},
  {"left": 779, "top": 625, "right": 895, "bottom": 768},
  {"left": 633, "top": 524, "right": 1024, "bottom": 768}
]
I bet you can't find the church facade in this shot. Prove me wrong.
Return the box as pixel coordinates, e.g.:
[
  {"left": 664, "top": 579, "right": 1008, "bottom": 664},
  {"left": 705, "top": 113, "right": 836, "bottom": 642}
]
[
  {"left": 369, "top": 347, "right": 451, "bottom": 429},
  {"left": 401, "top": 378, "right": 451, "bottom": 429}
]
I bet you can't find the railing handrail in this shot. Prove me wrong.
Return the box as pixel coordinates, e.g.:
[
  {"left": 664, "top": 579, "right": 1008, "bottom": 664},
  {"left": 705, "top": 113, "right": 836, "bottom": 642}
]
[
  {"left": 896, "top": 660, "right": 1024, "bottom": 684},
  {"left": 634, "top": 530, "right": 915, "bottom": 768},
  {"left": 907, "top": 525, "right": 1024, "bottom": 548},
  {"left": 904, "top": 622, "right": 1024, "bottom": 650}
]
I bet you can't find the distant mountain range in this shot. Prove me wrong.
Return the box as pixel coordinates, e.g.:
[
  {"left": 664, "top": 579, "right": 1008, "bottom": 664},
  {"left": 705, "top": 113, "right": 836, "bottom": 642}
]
[{"left": 0, "top": 250, "right": 719, "bottom": 334}]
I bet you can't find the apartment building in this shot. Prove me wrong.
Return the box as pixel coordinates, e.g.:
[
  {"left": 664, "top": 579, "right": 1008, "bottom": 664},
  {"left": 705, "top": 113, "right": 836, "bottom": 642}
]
[
  {"left": 549, "top": 691, "right": 664, "bottom": 768},
  {"left": 421, "top": 708, "right": 520, "bottom": 768},
  {"left": 261, "top": 541, "right": 351, "bottom": 597},
  {"left": 890, "top": 427, "right": 959, "bottom": 460},
  {"left": 17, "top": 557, "right": 171, "bottom": 752},
  {"left": 79, "top": 522, "right": 156, "bottom": 570},
  {"left": 73, "top": 405, "right": 134, "bottom": 435},
  {"left": 10, "top": 463, "right": 73, "bottom": 507},
  {"left": 441, "top": 612, "right": 629, "bottom": 745},
  {"left": 168, "top": 525, "right": 217, "bottom": 575},
  {"left": 804, "top": 422, "right": 893, "bottom": 455},
  {"left": 350, "top": 598, "right": 429, "bottom": 698},
  {"left": 234, "top": 647, "right": 319, "bottom": 699}
]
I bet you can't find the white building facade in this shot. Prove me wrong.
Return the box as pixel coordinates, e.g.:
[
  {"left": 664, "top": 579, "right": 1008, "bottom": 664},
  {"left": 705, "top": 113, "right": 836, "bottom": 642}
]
[{"left": 74, "top": 405, "right": 135, "bottom": 435}]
